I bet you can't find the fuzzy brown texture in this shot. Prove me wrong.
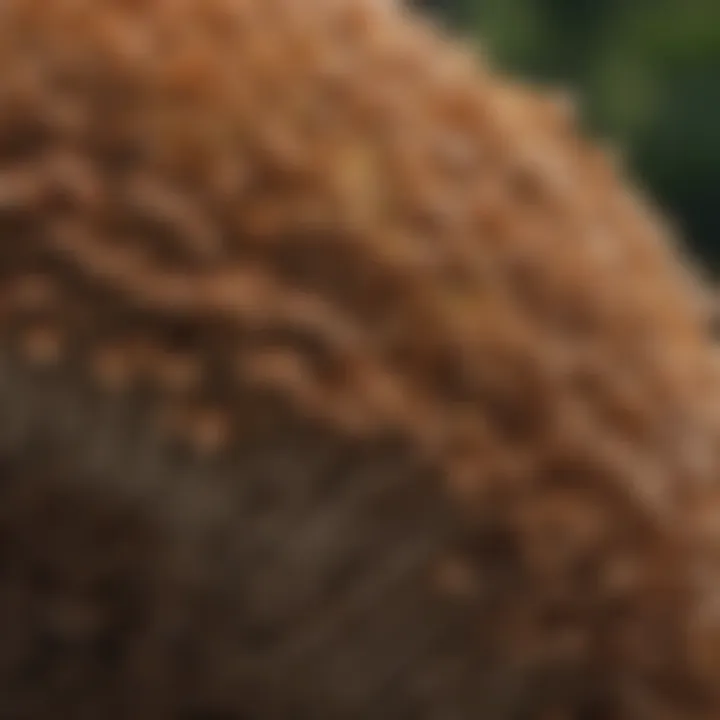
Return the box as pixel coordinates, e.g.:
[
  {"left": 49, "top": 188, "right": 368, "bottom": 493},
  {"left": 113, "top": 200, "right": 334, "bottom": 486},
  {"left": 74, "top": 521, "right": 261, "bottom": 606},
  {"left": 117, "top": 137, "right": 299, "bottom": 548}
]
[{"left": 0, "top": 0, "right": 720, "bottom": 718}]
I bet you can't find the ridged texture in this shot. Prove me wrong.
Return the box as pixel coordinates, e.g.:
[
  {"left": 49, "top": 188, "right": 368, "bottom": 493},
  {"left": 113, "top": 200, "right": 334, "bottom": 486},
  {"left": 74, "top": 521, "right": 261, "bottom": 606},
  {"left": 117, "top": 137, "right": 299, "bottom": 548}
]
[{"left": 0, "top": 0, "right": 719, "bottom": 718}]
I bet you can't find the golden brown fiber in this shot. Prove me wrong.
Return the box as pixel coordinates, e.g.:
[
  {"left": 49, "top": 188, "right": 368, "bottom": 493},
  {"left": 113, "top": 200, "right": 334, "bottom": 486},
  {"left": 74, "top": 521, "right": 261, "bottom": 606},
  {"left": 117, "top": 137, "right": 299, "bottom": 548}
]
[{"left": 0, "top": 0, "right": 719, "bottom": 718}]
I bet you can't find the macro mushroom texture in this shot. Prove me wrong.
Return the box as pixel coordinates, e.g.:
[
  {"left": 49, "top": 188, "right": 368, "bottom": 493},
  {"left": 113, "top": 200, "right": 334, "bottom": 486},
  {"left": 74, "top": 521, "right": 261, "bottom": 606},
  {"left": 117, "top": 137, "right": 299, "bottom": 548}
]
[{"left": 0, "top": 0, "right": 719, "bottom": 718}]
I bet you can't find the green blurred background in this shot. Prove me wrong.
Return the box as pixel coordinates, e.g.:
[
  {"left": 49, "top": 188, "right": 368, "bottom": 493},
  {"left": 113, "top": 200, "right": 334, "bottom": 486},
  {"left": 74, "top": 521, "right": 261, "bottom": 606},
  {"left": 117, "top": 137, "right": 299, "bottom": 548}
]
[{"left": 413, "top": 0, "right": 719, "bottom": 273}]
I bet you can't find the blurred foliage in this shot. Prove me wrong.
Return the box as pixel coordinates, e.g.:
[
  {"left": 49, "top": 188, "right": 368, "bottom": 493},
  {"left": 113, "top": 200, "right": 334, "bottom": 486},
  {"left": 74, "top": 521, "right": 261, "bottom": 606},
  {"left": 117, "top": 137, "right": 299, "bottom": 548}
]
[{"left": 413, "top": 0, "right": 720, "bottom": 272}]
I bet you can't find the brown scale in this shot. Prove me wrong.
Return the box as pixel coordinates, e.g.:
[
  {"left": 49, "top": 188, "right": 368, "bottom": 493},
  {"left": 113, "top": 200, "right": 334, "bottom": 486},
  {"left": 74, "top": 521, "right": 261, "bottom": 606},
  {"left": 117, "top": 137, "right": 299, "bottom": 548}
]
[{"left": 0, "top": 0, "right": 719, "bottom": 718}]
